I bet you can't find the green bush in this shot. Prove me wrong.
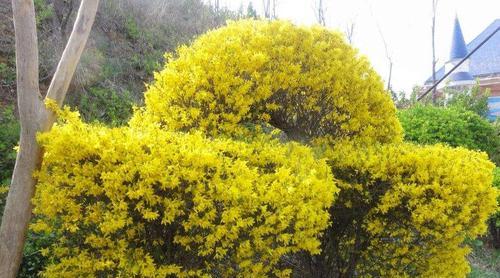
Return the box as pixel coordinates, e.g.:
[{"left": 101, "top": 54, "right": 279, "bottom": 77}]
[
  {"left": 0, "top": 105, "right": 19, "bottom": 230},
  {"left": 124, "top": 16, "right": 140, "bottom": 41},
  {"left": 445, "top": 83, "right": 490, "bottom": 118},
  {"left": 73, "top": 87, "right": 134, "bottom": 126},
  {"left": 0, "top": 105, "right": 19, "bottom": 185},
  {"left": 398, "top": 105, "right": 498, "bottom": 159},
  {"left": 18, "top": 230, "right": 57, "bottom": 278},
  {"left": 0, "top": 63, "right": 16, "bottom": 86},
  {"left": 33, "top": 0, "right": 54, "bottom": 26},
  {"left": 489, "top": 168, "right": 500, "bottom": 249}
]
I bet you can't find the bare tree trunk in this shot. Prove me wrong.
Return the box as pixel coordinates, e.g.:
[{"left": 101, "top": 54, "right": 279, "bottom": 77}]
[
  {"left": 271, "top": 0, "right": 277, "bottom": 19},
  {"left": 387, "top": 61, "right": 393, "bottom": 92},
  {"left": 214, "top": 0, "right": 220, "bottom": 14},
  {"left": 263, "top": 0, "right": 271, "bottom": 19},
  {"left": 314, "top": 0, "right": 326, "bottom": 26},
  {"left": 0, "top": 1, "right": 99, "bottom": 277},
  {"left": 431, "top": 0, "right": 438, "bottom": 103},
  {"left": 0, "top": 2, "right": 41, "bottom": 276},
  {"left": 375, "top": 21, "right": 393, "bottom": 93},
  {"left": 345, "top": 21, "right": 355, "bottom": 44}
]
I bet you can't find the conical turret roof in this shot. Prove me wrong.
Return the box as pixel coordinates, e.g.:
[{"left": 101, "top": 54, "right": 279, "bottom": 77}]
[{"left": 450, "top": 16, "right": 469, "bottom": 60}]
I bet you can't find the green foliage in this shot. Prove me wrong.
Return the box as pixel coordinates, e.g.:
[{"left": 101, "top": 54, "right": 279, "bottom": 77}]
[
  {"left": 124, "top": 16, "right": 140, "bottom": 41},
  {"left": 0, "top": 105, "right": 19, "bottom": 185},
  {"left": 490, "top": 119, "right": 500, "bottom": 166},
  {"left": 0, "top": 105, "right": 19, "bottom": 227},
  {"left": 131, "top": 51, "right": 163, "bottom": 76},
  {"left": 33, "top": 0, "right": 54, "bottom": 26},
  {"left": 74, "top": 87, "right": 134, "bottom": 126},
  {"left": 0, "top": 185, "right": 7, "bottom": 225},
  {"left": 398, "top": 105, "right": 498, "bottom": 157},
  {"left": 0, "top": 62, "right": 16, "bottom": 85},
  {"left": 489, "top": 168, "right": 500, "bottom": 249},
  {"left": 467, "top": 239, "right": 500, "bottom": 277},
  {"left": 391, "top": 86, "right": 420, "bottom": 108},
  {"left": 246, "top": 2, "right": 258, "bottom": 18},
  {"left": 445, "top": 83, "right": 490, "bottom": 118},
  {"left": 18, "top": 230, "right": 57, "bottom": 278}
]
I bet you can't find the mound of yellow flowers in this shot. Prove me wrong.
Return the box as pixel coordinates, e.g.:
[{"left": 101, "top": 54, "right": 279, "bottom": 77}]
[
  {"left": 32, "top": 20, "right": 497, "bottom": 277},
  {"left": 134, "top": 20, "right": 402, "bottom": 144},
  {"left": 32, "top": 106, "right": 336, "bottom": 277},
  {"left": 305, "top": 141, "right": 496, "bottom": 277}
]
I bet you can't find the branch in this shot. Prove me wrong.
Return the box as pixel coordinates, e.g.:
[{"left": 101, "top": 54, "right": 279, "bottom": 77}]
[{"left": 45, "top": 0, "right": 99, "bottom": 107}]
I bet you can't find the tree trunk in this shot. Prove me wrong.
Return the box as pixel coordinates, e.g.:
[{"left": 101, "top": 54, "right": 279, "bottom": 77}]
[
  {"left": 0, "top": 1, "right": 42, "bottom": 276},
  {"left": 431, "top": 0, "right": 438, "bottom": 103},
  {"left": 387, "top": 61, "right": 393, "bottom": 93},
  {"left": 0, "top": 1, "right": 99, "bottom": 277},
  {"left": 263, "top": 0, "right": 271, "bottom": 19}
]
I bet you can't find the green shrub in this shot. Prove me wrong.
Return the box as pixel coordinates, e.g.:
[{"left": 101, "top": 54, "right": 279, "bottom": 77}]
[
  {"left": 124, "top": 16, "right": 140, "bottom": 41},
  {"left": 33, "top": 0, "right": 54, "bottom": 26},
  {"left": 489, "top": 168, "right": 500, "bottom": 249},
  {"left": 445, "top": 83, "right": 490, "bottom": 118},
  {"left": 18, "top": 230, "right": 57, "bottom": 278},
  {"left": 0, "top": 63, "right": 16, "bottom": 86},
  {"left": 0, "top": 105, "right": 19, "bottom": 238},
  {"left": 73, "top": 87, "right": 134, "bottom": 126},
  {"left": 0, "top": 105, "right": 19, "bottom": 185},
  {"left": 398, "top": 105, "right": 498, "bottom": 159}
]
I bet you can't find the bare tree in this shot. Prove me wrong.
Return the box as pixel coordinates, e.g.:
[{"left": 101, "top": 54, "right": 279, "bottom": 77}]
[
  {"left": 314, "top": 0, "right": 326, "bottom": 26},
  {"left": 431, "top": 0, "right": 439, "bottom": 103},
  {"left": 271, "top": 0, "right": 277, "bottom": 19},
  {"left": 214, "top": 0, "right": 220, "bottom": 13},
  {"left": 0, "top": 1, "right": 99, "bottom": 277},
  {"left": 368, "top": 3, "right": 393, "bottom": 92},
  {"left": 376, "top": 22, "right": 393, "bottom": 93},
  {"left": 262, "top": 0, "right": 278, "bottom": 19},
  {"left": 345, "top": 20, "right": 356, "bottom": 44}
]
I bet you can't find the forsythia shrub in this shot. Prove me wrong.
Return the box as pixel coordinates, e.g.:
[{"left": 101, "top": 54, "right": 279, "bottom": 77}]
[
  {"left": 135, "top": 20, "right": 402, "bottom": 144},
  {"left": 295, "top": 141, "right": 497, "bottom": 277},
  {"left": 32, "top": 107, "right": 336, "bottom": 277},
  {"left": 31, "top": 20, "right": 498, "bottom": 278}
]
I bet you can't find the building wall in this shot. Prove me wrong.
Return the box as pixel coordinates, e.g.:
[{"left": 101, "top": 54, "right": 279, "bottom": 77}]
[
  {"left": 481, "top": 77, "right": 500, "bottom": 96},
  {"left": 485, "top": 77, "right": 500, "bottom": 120}
]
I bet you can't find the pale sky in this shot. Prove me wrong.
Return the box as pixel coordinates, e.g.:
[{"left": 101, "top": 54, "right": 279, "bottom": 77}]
[{"left": 218, "top": 0, "right": 500, "bottom": 93}]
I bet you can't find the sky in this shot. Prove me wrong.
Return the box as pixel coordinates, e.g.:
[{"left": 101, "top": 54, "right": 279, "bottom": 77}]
[{"left": 217, "top": 0, "right": 500, "bottom": 93}]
